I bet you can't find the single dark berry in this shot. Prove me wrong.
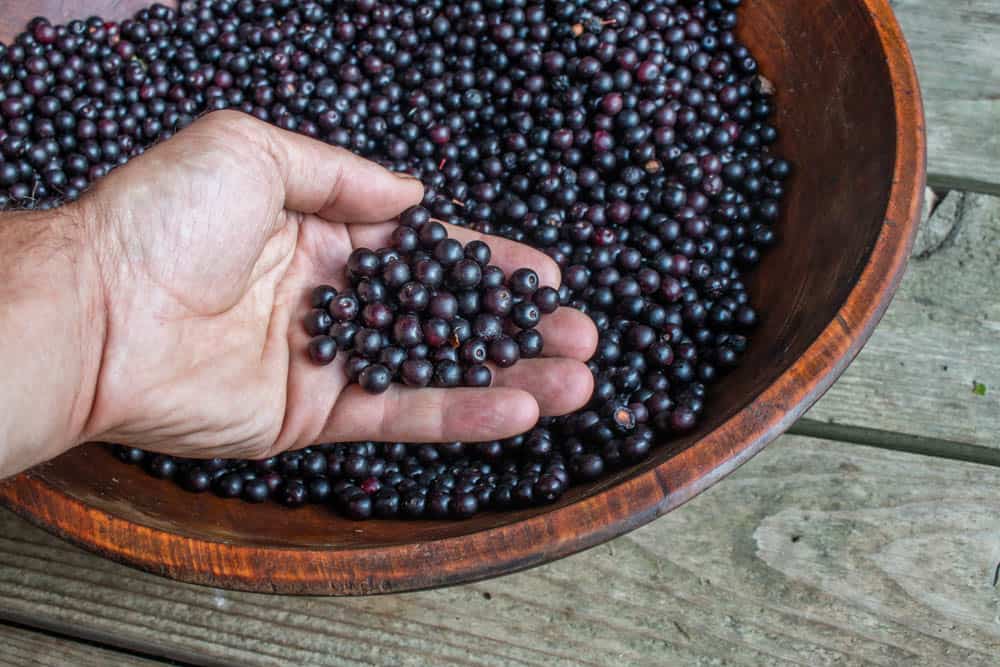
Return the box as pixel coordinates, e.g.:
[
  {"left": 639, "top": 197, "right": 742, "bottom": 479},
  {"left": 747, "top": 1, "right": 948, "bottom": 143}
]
[
  {"left": 472, "top": 313, "right": 503, "bottom": 342},
  {"left": 450, "top": 258, "right": 482, "bottom": 289},
  {"left": 374, "top": 489, "right": 401, "bottom": 517},
  {"left": 393, "top": 313, "right": 423, "bottom": 348},
  {"left": 463, "top": 364, "right": 492, "bottom": 387},
  {"left": 571, "top": 453, "right": 605, "bottom": 481},
  {"left": 345, "top": 494, "right": 373, "bottom": 520},
  {"left": 361, "top": 302, "right": 394, "bottom": 329},
  {"left": 433, "top": 360, "right": 463, "bottom": 387},
  {"left": 511, "top": 301, "right": 541, "bottom": 329},
  {"left": 532, "top": 286, "right": 560, "bottom": 314},
  {"left": 308, "top": 336, "right": 338, "bottom": 365},
  {"left": 398, "top": 281, "right": 430, "bottom": 311},
  {"left": 460, "top": 338, "right": 489, "bottom": 365},
  {"left": 433, "top": 238, "right": 464, "bottom": 266},
  {"left": 378, "top": 346, "right": 407, "bottom": 372},
  {"left": 391, "top": 226, "right": 419, "bottom": 252},
  {"left": 400, "top": 205, "right": 431, "bottom": 229},
  {"left": 401, "top": 359, "right": 433, "bottom": 387},
  {"left": 509, "top": 268, "right": 540, "bottom": 296},
  {"left": 428, "top": 291, "right": 458, "bottom": 320},
  {"left": 359, "top": 364, "right": 392, "bottom": 394},
  {"left": 422, "top": 318, "right": 451, "bottom": 347},
  {"left": 346, "top": 355, "right": 372, "bottom": 381},
  {"left": 464, "top": 240, "right": 491, "bottom": 265},
  {"left": 516, "top": 329, "right": 544, "bottom": 358},
  {"left": 307, "top": 477, "right": 332, "bottom": 503},
  {"left": 354, "top": 328, "right": 386, "bottom": 359},
  {"left": 483, "top": 286, "right": 513, "bottom": 316},
  {"left": 310, "top": 284, "right": 338, "bottom": 309},
  {"left": 488, "top": 336, "right": 521, "bottom": 368},
  {"left": 331, "top": 322, "right": 359, "bottom": 350},
  {"left": 304, "top": 309, "right": 334, "bottom": 336},
  {"left": 215, "top": 472, "right": 244, "bottom": 498},
  {"left": 242, "top": 479, "right": 270, "bottom": 503},
  {"left": 182, "top": 468, "right": 211, "bottom": 493},
  {"left": 419, "top": 221, "right": 448, "bottom": 247},
  {"left": 452, "top": 492, "right": 479, "bottom": 518},
  {"left": 382, "top": 260, "right": 412, "bottom": 288},
  {"left": 329, "top": 293, "right": 360, "bottom": 321},
  {"left": 347, "top": 248, "right": 381, "bottom": 278},
  {"left": 147, "top": 455, "right": 177, "bottom": 479}
]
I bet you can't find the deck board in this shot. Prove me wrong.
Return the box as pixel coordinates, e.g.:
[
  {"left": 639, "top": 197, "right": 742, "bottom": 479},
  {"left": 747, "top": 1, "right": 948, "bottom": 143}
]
[
  {"left": 0, "top": 622, "right": 170, "bottom": 667},
  {"left": 806, "top": 189, "right": 1000, "bottom": 450},
  {"left": 3, "top": 436, "right": 1000, "bottom": 666},
  {"left": 894, "top": 0, "right": 1000, "bottom": 193}
]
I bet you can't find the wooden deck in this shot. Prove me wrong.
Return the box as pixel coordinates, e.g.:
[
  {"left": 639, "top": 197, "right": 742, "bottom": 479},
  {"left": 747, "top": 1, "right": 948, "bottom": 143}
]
[{"left": 2, "top": 3, "right": 999, "bottom": 664}]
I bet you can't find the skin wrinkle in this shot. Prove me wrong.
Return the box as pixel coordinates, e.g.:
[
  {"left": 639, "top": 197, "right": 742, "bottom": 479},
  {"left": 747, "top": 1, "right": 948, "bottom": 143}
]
[
  {"left": 76, "top": 195, "right": 123, "bottom": 446},
  {"left": 446, "top": 390, "right": 536, "bottom": 440},
  {"left": 64, "top": 208, "right": 108, "bottom": 450}
]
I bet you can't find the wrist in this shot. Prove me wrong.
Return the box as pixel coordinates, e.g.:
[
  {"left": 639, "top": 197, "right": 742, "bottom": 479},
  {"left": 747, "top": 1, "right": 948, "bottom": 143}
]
[
  {"left": 64, "top": 198, "right": 111, "bottom": 444},
  {"left": 0, "top": 202, "right": 108, "bottom": 476}
]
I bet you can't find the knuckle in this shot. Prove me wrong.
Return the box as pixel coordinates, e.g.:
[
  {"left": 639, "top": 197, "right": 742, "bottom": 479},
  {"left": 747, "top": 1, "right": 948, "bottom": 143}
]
[{"left": 202, "top": 108, "right": 259, "bottom": 134}]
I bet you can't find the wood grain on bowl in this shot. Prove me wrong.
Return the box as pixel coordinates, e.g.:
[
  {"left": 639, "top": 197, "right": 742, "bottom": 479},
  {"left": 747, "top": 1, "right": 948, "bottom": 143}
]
[{"left": 0, "top": 0, "right": 926, "bottom": 594}]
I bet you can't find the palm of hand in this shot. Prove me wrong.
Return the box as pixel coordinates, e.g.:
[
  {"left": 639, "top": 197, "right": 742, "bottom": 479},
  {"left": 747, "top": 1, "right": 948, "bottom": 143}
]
[{"left": 79, "top": 112, "right": 596, "bottom": 460}]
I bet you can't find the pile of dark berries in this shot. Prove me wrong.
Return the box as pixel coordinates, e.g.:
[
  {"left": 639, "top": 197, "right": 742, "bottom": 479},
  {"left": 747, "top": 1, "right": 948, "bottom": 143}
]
[
  {"left": 4, "top": 0, "right": 789, "bottom": 519},
  {"left": 305, "top": 204, "right": 552, "bottom": 393}
]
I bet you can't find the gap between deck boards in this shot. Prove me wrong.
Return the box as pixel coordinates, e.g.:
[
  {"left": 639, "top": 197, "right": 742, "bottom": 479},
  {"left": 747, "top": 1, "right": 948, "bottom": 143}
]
[
  {"left": 791, "top": 418, "right": 1000, "bottom": 467},
  {"left": 0, "top": 614, "right": 199, "bottom": 667}
]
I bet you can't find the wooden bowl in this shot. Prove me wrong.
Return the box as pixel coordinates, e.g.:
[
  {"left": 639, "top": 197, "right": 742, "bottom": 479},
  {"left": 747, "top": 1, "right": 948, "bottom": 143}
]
[{"left": 0, "top": 0, "right": 925, "bottom": 594}]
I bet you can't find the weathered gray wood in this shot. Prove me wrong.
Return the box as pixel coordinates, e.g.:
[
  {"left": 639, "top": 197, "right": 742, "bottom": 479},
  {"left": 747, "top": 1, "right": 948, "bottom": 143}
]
[
  {"left": 806, "top": 189, "right": 1000, "bottom": 449},
  {"left": 893, "top": 0, "right": 1000, "bottom": 193},
  {"left": 0, "top": 623, "right": 168, "bottom": 666},
  {"left": 2, "top": 436, "right": 1000, "bottom": 666}
]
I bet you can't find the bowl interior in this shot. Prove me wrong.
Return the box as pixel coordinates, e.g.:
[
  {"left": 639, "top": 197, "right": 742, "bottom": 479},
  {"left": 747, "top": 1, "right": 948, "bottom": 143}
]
[{"left": 5, "top": 2, "right": 896, "bottom": 550}]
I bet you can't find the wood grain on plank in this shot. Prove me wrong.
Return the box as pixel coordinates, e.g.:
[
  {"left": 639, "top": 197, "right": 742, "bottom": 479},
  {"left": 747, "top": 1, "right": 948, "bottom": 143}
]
[
  {"left": 0, "top": 623, "right": 168, "bottom": 667},
  {"left": 2, "top": 435, "right": 1000, "bottom": 667},
  {"left": 807, "top": 190, "right": 1000, "bottom": 448},
  {"left": 893, "top": 0, "right": 1000, "bottom": 193}
]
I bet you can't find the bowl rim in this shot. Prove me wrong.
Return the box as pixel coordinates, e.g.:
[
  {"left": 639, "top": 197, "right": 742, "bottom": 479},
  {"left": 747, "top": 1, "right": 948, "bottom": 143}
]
[{"left": 0, "top": 0, "right": 926, "bottom": 595}]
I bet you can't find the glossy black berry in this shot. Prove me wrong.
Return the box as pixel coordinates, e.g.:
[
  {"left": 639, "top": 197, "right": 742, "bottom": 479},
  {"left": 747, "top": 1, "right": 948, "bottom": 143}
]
[
  {"left": 242, "top": 479, "right": 270, "bottom": 503},
  {"left": 310, "top": 285, "right": 338, "bottom": 310},
  {"left": 308, "top": 336, "right": 337, "bottom": 365},
  {"left": 401, "top": 359, "right": 433, "bottom": 387},
  {"left": 304, "top": 309, "right": 333, "bottom": 336},
  {"left": 509, "top": 268, "right": 540, "bottom": 296},
  {"left": 511, "top": 301, "right": 541, "bottom": 329},
  {"left": 488, "top": 336, "right": 520, "bottom": 368},
  {"left": 463, "top": 364, "right": 492, "bottom": 387},
  {"left": 516, "top": 329, "right": 544, "bottom": 358},
  {"left": 359, "top": 364, "right": 392, "bottom": 394},
  {"left": 329, "top": 294, "right": 360, "bottom": 321},
  {"left": 532, "top": 286, "right": 560, "bottom": 314}
]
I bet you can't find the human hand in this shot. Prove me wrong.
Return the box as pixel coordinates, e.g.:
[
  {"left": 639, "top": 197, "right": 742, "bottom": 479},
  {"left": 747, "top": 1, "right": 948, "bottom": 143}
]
[{"left": 74, "top": 111, "right": 597, "bottom": 461}]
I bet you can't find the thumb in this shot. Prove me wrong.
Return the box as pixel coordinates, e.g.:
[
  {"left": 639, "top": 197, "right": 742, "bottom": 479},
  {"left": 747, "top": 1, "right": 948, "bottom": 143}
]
[{"left": 202, "top": 110, "right": 424, "bottom": 223}]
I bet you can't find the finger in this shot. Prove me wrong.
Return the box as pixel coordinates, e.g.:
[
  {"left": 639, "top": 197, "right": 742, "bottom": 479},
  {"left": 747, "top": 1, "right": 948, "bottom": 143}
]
[
  {"left": 530, "top": 308, "right": 598, "bottom": 361},
  {"left": 492, "top": 358, "right": 595, "bottom": 416},
  {"left": 443, "top": 225, "right": 562, "bottom": 289},
  {"left": 203, "top": 110, "right": 424, "bottom": 222},
  {"left": 319, "top": 384, "right": 540, "bottom": 443}
]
